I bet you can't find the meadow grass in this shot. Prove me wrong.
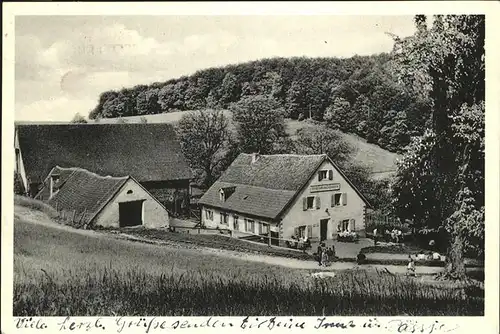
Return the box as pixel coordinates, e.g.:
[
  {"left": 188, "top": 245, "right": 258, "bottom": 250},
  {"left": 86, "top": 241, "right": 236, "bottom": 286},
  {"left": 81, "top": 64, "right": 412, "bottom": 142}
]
[
  {"left": 14, "top": 195, "right": 58, "bottom": 219},
  {"left": 14, "top": 217, "right": 483, "bottom": 316}
]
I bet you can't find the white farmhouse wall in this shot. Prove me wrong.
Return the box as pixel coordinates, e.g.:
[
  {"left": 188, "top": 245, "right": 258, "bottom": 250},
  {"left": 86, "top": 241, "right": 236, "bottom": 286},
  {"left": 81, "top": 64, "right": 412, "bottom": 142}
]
[
  {"left": 279, "top": 160, "right": 366, "bottom": 242},
  {"left": 15, "top": 130, "right": 28, "bottom": 191},
  {"left": 93, "top": 179, "right": 170, "bottom": 228},
  {"left": 201, "top": 206, "right": 274, "bottom": 234}
]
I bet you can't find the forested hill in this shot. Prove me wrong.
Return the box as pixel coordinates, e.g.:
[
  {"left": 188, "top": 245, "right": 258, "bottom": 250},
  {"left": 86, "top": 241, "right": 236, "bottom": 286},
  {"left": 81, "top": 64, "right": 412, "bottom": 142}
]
[{"left": 89, "top": 54, "right": 431, "bottom": 153}]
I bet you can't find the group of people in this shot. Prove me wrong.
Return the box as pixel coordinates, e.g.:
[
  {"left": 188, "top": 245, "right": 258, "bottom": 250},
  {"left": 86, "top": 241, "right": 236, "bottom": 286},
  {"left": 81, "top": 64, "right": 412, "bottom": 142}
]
[
  {"left": 316, "top": 243, "right": 336, "bottom": 267},
  {"left": 372, "top": 227, "right": 403, "bottom": 245},
  {"left": 288, "top": 235, "right": 311, "bottom": 253}
]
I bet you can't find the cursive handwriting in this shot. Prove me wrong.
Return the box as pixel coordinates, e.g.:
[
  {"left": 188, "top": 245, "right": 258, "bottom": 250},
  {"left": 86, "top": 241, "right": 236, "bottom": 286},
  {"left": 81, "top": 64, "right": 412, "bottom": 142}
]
[
  {"left": 12, "top": 316, "right": 460, "bottom": 333},
  {"left": 386, "top": 320, "right": 459, "bottom": 334},
  {"left": 57, "top": 317, "right": 106, "bottom": 331}
]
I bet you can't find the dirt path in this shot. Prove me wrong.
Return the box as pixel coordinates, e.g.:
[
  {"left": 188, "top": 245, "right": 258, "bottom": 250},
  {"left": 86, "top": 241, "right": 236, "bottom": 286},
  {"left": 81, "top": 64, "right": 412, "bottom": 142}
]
[{"left": 15, "top": 205, "right": 477, "bottom": 276}]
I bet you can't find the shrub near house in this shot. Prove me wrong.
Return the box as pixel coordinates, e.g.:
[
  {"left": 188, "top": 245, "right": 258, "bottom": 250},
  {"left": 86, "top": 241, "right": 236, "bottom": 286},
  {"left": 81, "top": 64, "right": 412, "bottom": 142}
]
[{"left": 198, "top": 153, "right": 371, "bottom": 246}]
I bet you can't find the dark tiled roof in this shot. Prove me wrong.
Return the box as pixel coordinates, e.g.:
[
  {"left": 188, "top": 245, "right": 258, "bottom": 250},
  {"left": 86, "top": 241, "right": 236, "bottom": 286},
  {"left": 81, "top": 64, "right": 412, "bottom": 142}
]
[
  {"left": 200, "top": 181, "right": 296, "bottom": 220},
  {"left": 46, "top": 167, "right": 129, "bottom": 225},
  {"left": 16, "top": 123, "right": 192, "bottom": 185},
  {"left": 218, "top": 153, "right": 325, "bottom": 191},
  {"left": 198, "top": 153, "right": 371, "bottom": 220}
]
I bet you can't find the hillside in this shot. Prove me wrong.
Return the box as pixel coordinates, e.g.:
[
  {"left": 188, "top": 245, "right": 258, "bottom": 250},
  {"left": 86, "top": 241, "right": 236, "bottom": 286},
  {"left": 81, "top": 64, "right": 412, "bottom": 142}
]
[
  {"left": 88, "top": 55, "right": 431, "bottom": 154},
  {"left": 89, "top": 111, "right": 400, "bottom": 176}
]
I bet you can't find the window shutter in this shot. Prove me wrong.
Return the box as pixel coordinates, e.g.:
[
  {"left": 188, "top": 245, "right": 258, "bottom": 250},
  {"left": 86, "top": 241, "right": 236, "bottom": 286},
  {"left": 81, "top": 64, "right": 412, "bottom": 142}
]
[
  {"left": 316, "top": 196, "right": 321, "bottom": 209},
  {"left": 307, "top": 225, "right": 312, "bottom": 238},
  {"left": 318, "top": 172, "right": 322, "bottom": 181},
  {"left": 350, "top": 219, "right": 356, "bottom": 232},
  {"left": 342, "top": 193, "right": 347, "bottom": 206},
  {"left": 331, "top": 194, "right": 334, "bottom": 207},
  {"left": 328, "top": 170, "right": 333, "bottom": 180},
  {"left": 302, "top": 197, "right": 307, "bottom": 211},
  {"left": 294, "top": 227, "right": 299, "bottom": 237}
]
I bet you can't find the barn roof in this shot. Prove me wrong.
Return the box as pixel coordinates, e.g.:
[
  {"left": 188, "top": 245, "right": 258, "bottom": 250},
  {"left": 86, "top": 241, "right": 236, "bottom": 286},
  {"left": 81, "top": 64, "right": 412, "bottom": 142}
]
[
  {"left": 45, "top": 167, "right": 129, "bottom": 225},
  {"left": 16, "top": 123, "right": 192, "bottom": 185},
  {"left": 198, "top": 153, "right": 371, "bottom": 221}
]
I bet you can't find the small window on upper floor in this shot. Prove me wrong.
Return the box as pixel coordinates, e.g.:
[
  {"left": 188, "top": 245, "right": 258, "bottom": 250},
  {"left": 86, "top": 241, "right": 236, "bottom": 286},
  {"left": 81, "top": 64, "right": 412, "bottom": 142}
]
[{"left": 318, "top": 170, "right": 328, "bottom": 181}]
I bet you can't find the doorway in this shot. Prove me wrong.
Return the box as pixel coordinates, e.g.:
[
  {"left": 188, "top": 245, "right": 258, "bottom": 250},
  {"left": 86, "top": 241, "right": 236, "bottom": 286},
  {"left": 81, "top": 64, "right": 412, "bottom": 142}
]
[
  {"left": 119, "top": 200, "right": 144, "bottom": 227},
  {"left": 320, "top": 219, "right": 329, "bottom": 241}
]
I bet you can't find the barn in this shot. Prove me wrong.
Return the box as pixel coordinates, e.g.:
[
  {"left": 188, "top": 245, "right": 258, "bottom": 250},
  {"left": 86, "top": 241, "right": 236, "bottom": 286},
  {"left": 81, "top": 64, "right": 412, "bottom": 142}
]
[
  {"left": 198, "top": 153, "right": 372, "bottom": 246},
  {"left": 14, "top": 123, "right": 192, "bottom": 215},
  {"left": 35, "top": 166, "right": 170, "bottom": 229}
]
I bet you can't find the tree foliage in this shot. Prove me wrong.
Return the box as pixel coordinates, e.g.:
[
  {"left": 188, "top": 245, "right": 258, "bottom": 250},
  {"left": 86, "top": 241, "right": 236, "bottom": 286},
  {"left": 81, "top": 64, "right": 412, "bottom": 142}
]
[
  {"left": 88, "top": 55, "right": 431, "bottom": 153},
  {"left": 230, "top": 95, "right": 288, "bottom": 155},
  {"left": 176, "top": 110, "right": 232, "bottom": 188},
  {"left": 390, "top": 15, "right": 485, "bottom": 279},
  {"left": 71, "top": 113, "right": 87, "bottom": 123}
]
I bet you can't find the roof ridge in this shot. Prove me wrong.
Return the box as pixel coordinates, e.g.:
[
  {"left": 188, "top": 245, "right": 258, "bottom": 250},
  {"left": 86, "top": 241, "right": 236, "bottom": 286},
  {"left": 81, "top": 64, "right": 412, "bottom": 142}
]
[
  {"left": 215, "top": 181, "right": 296, "bottom": 193},
  {"left": 240, "top": 153, "right": 326, "bottom": 157},
  {"left": 54, "top": 166, "right": 129, "bottom": 180}
]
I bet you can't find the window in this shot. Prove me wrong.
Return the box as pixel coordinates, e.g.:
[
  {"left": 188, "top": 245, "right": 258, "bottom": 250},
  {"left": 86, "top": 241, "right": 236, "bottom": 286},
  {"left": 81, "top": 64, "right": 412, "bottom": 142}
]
[
  {"left": 245, "top": 219, "right": 254, "bottom": 232},
  {"left": 306, "top": 196, "right": 315, "bottom": 209},
  {"left": 233, "top": 215, "right": 239, "bottom": 230},
  {"left": 260, "top": 223, "right": 269, "bottom": 235},
  {"left": 340, "top": 219, "right": 349, "bottom": 232},
  {"left": 333, "top": 193, "right": 342, "bottom": 207},
  {"left": 220, "top": 212, "right": 229, "bottom": 225},
  {"left": 205, "top": 209, "right": 213, "bottom": 220},
  {"left": 318, "top": 170, "right": 333, "bottom": 181}
]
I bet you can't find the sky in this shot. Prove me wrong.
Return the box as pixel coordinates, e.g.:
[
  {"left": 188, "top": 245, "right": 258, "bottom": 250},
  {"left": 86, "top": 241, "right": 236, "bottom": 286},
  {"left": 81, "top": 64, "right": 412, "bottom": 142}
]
[{"left": 15, "top": 15, "right": 416, "bottom": 122}]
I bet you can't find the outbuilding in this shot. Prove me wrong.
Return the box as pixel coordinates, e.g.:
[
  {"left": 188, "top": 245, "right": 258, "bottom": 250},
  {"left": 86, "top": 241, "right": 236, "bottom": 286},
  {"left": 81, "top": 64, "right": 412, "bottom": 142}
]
[{"left": 36, "top": 166, "right": 170, "bottom": 229}]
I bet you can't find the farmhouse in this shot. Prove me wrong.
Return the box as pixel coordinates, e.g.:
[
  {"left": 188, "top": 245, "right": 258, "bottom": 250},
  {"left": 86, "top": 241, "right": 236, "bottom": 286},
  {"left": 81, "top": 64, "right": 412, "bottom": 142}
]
[
  {"left": 14, "top": 123, "right": 192, "bottom": 215},
  {"left": 198, "top": 153, "right": 371, "bottom": 246},
  {"left": 35, "top": 166, "right": 170, "bottom": 228}
]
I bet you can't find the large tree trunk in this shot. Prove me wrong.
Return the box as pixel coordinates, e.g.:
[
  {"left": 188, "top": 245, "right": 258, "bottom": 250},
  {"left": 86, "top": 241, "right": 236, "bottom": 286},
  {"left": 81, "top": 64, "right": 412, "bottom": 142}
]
[{"left": 441, "top": 233, "right": 467, "bottom": 280}]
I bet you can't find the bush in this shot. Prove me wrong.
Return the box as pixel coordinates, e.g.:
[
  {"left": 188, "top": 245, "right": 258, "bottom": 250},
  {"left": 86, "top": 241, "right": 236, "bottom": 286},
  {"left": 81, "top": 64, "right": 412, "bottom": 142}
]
[
  {"left": 337, "top": 231, "right": 359, "bottom": 242},
  {"left": 14, "top": 195, "right": 58, "bottom": 219},
  {"left": 14, "top": 172, "right": 25, "bottom": 195}
]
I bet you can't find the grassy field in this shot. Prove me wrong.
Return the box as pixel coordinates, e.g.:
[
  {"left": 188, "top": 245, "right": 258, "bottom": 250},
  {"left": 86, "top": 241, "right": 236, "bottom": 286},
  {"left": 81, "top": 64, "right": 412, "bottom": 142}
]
[
  {"left": 90, "top": 111, "right": 400, "bottom": 175},
  {"left": 14, "top": 205, "right": 483, "bottom": 316}
]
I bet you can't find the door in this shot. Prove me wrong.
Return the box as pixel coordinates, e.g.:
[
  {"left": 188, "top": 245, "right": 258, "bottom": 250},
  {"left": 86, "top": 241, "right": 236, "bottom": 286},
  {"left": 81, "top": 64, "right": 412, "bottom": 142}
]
[
  {"left": 119, "top": 200, "right": 144, "bottom": 227},
  {"left": 320, "top": 219, "right": 329, "bottom": 241}
]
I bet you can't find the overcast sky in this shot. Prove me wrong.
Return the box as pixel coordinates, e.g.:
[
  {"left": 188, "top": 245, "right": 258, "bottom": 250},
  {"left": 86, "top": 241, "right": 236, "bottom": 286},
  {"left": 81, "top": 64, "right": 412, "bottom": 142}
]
[{"left": 15, "top": 15, "right": 416, "bottom": 121}]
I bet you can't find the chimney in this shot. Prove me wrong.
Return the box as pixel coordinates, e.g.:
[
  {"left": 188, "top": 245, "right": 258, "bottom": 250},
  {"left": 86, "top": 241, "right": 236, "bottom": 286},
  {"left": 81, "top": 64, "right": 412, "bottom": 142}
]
[
  {"left": 50, "top": 173, "right": 60, "bottom": 198},
  {"left": 251, "top": 152, "right": 260, "bottom": 164}
]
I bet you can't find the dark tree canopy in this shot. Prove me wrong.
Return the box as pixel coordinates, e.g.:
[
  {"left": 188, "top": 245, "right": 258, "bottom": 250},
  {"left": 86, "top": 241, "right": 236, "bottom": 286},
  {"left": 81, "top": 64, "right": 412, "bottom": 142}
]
[
  {"left": 390, "top": 15, "right": 485, "bottom": 279},
  {"left": 88, "top": 54, "right": 431, "bottom": 153}
]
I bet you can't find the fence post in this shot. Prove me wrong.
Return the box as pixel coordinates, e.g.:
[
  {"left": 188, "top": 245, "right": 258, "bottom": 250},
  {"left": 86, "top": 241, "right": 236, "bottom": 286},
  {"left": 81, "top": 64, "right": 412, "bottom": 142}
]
[
  {"left": 72, "top": 210, "right": 76, "bottom": 223},
  {"left": 268, "top": 224, "right": 272, "bottom": 247}
]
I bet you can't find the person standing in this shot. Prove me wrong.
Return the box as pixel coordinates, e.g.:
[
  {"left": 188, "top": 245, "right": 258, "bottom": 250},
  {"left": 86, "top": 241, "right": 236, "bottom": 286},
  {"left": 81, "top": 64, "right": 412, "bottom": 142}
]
[
  {"left": 373, "top": 228, "right": 378, "bottom": 245},
  {"left": 407, "top": 255, "right": 416, "bottom": 277},
  {"left": 321, "top": 249, "right": 329, "bottom": 267},
  {"left": 316, "top": 243, "right": 323, "bottom": 266}
]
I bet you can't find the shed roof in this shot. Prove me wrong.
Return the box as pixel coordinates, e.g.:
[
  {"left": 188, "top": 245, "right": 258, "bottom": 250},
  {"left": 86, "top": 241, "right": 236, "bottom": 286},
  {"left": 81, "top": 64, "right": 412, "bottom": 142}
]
[{"left": 45, "top": 166, "right": 129, "bottom": 225}]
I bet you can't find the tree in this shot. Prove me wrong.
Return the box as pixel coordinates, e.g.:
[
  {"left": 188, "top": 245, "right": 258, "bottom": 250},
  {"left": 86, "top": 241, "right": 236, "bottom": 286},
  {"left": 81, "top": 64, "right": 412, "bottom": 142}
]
[
  {"left": 230, "top": 95, "right": 288, "bottom": 155},
  {"left": 219, "top": 72, "right": 240, "bottom": 107},
  {"left": 176, "top": 110, "right": 232, "bottom": 188},
  {"left": 136, "top": 88, "right": 161, "bottom": 115},
  {"left": 294, "top": 125, "right": 354, "bottom": 164},
  {"left": 71, "top": 113, "right": 87, "bottom": 123},
  {"left": 324, "top": 97, "right": 351, "bottom": 130},
  {"left": 391, "top": 15, "right": 485, "bottom": 279},
  {"left": 285, "top": 81, "right": 305, "bottom": 119}
]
